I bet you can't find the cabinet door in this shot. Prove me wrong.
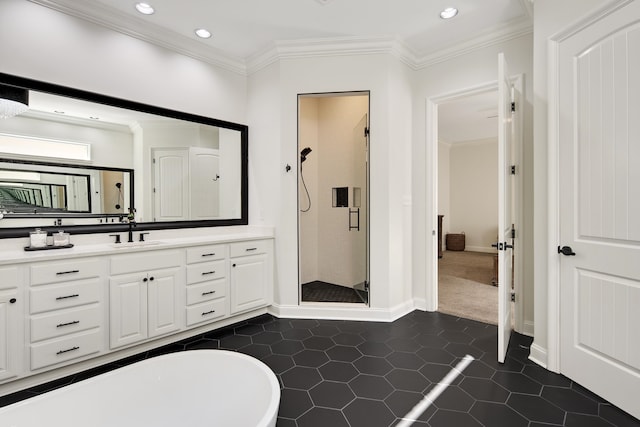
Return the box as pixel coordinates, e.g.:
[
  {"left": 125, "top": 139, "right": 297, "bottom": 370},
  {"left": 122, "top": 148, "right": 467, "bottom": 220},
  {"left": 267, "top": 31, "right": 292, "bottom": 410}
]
[
  {"left": 0, "top": 289, "right": 22, "bottom": 381},
  {"left": 148, "top": 268, "right": 181, "bottom": 339},
  {"left": 230, "top": 254, "right": 269, "bottom": 314},
  {"left": 109, "top": 274, "right": 147, "bottom": 349}
]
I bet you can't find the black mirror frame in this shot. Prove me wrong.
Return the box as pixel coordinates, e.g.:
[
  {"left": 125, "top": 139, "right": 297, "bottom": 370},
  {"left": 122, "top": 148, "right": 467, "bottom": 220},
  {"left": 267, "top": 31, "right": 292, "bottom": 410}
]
[{"left": 0, "top": 73, "right": 248, "bottom": 239}]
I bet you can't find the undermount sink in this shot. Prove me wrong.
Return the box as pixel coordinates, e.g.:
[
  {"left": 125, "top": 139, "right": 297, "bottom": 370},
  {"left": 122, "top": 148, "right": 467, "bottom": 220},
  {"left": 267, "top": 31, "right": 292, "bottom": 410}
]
[{"left": 110, "top": 240, "right": 164, "bottom": 249}]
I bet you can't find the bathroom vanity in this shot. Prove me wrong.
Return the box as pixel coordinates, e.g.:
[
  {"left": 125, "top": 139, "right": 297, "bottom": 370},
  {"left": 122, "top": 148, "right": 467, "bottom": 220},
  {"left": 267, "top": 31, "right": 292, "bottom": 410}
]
[{"left": 0, "top": 228, "right": 274, "bottom": 395}]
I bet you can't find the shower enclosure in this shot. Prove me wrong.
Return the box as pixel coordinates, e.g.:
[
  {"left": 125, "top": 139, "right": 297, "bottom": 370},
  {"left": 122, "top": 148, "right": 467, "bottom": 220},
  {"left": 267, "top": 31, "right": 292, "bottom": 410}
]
[{"left": 298, "top": 92, "right": 370, "bottom": 305}]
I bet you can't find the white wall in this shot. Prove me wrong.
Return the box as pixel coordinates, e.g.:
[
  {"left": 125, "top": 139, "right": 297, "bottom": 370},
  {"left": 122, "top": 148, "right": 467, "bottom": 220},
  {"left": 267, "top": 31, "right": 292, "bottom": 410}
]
[
  {"left": 412, "top": 33, "right": 534, "bottom": 329},
  {"left": 298, "top": 97, "right": 320, "bottom": 284},
  {"left": 531, "top": 0, "right": 611, "bottom": 368},
  {"left": 250, "top": 54, "right": 414, "bottom": 315},
  {"left": 0, "top": 0, "right": 246, "bottom": 125},
  {"left": 0, "top": 115, "right": 133, "bottom": 168},
  {"left": 438, "top": 141, "right": 451, "bottom": 252},
  {"left": 449, "top": 138, "right": 498, "bottom": 252}
]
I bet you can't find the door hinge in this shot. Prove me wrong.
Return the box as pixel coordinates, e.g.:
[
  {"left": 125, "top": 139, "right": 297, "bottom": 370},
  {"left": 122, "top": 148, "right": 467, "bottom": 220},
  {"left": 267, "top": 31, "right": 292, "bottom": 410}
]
[
  {"left": 153, "top": 187, "right": 156, "bottom": 193},
  {"left": 511, "top": 227, "right": 516, "bottom": 239},
  {"left": 511, "top": 292, "right": 516, "bottom": 302},
  {"left": 511, "top": 165, "right": 516, "bottom": 175},
  {"left": 511, "top": 102, "right": 516, "bottom": 112},
  {"left": 152, "top": 158, "right": 156, "bottom": 164},
  {"left": 364, "top": 127, "right": 370, "bottom": 137}
]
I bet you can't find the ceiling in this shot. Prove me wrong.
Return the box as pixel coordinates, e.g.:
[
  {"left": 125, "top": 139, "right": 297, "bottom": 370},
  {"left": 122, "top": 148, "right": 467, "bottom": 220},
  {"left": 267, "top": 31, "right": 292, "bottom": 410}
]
[
  {"left": 26, "top": 0, "right": 529, "bottom": 136},
  {"left": 32, "top": 0, "right": 533, "bottom": 70}
]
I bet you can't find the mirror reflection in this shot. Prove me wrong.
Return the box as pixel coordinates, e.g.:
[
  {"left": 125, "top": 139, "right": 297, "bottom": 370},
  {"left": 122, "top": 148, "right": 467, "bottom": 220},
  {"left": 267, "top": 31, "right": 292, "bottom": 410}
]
[
  {"left": 0, "top": 81, "right": 244, "bottom": 229},
  {"left": 0, "top": 160, "right": 130, "bottom": 217}
]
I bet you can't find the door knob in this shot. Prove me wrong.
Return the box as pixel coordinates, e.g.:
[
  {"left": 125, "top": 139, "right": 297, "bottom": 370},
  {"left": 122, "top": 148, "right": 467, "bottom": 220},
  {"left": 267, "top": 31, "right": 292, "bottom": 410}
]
[{"left": 558, "top": 246, "right": 576, "bottom": 256}]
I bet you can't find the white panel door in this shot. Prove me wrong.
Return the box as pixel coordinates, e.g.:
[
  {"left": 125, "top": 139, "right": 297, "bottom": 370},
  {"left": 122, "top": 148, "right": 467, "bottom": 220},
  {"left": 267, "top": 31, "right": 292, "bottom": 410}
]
[
  {"left": 558, "top": 2, "right": 640, "bottom": 419},
  {"left": 147, "top": 268, "right": 181, "bottom": 338},
  {"left": 0, "top": 288, "right": 21, "bottom": 381},
  {"left": 497, "top": 53, "right": 514, "bottom": 364},
  {"left": 190, "top": 147, "right": 220, "bottom": 219},
  {"left": 230, "top": 254, "right": 268, "bottom": 314},
  {"left": 109, "top": 274, "right": 147, "bottom": 349},
  {"left": 153, "top": 149, "right": 189, "bottom": 221}
]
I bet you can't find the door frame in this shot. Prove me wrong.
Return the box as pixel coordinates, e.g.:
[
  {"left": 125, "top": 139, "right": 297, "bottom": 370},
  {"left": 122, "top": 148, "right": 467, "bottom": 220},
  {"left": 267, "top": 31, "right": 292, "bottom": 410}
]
[
  {"left": 296, "top": 90, "right": 371, "bottom": 306},
  {"left": 425, "top": 77, "right": 524, "bottom": 333},
  {"left": 546, "top": 0, "right": 633, "bottom": 374}
]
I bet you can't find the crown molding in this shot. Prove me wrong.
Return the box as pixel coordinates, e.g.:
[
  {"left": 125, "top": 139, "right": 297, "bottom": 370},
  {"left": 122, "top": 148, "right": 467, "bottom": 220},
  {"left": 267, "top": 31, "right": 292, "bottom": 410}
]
[
  {"left": 28, "top": 0, "right": 247, "bottom": 75},
  {"left": 29, "top": 0, "right": 532, "bottom": 77},
  {"left": 246, "top": 35, "right": 417, "bottom": 75},
  {"left": 414, "top": 17, "right": 533, "bottom": 69}
]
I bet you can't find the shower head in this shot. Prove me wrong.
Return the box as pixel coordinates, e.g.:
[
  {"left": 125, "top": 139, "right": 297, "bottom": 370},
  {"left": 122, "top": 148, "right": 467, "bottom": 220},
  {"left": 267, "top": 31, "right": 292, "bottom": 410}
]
[{"left": 300, "top": 147, "right": 312, "bottom": 163}]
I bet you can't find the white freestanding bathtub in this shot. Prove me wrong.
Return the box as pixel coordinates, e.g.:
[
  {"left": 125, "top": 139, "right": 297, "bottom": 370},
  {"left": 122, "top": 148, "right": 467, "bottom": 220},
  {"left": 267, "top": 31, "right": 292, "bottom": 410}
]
[{"left": 0, "top": 350, "right": 280, "bottom": 427}]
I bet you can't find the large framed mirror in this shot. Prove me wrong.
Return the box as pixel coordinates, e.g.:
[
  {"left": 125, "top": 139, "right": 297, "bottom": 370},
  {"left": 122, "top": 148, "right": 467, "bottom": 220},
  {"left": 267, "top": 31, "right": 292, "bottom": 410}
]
[{"left": 0, "top": 73, "right": 248, "bottom": 238}]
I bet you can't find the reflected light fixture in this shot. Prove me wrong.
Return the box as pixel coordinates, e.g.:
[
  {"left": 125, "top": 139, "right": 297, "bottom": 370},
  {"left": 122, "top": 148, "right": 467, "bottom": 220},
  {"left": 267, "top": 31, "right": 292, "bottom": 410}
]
[
  {"left": 0, "top": 84, "right": 29, "bottom": 119},
  {"left": 195, "top": 28, "right": 212, "bottom": 39},
  {"left": 135, "top": 2, "right": 155, "bottom": 15},
  {"left": 440, "top": 7, "right": 459, "bottom": 19}
]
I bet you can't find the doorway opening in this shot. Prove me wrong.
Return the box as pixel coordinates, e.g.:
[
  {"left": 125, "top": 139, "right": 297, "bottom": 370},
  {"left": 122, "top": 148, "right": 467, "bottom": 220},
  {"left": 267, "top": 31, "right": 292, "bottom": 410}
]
[
  {"left": 298, "top": 91, "right": 370, "bottom": 305},
  {"left": 437, "top": 89, "right": 500, "bottom": 325}
]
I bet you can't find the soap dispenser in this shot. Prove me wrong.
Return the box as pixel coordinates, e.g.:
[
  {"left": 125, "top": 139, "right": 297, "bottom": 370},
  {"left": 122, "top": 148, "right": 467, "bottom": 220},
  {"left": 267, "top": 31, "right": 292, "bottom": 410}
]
[{"left": 53, "top": 230, "right": 70, "bottom": 247}]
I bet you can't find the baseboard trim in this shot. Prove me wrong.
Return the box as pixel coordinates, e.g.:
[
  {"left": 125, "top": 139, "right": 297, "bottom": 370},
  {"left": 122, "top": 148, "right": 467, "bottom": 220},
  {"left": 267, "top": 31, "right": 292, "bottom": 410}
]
[
  {"left": 528, "top": 342, "right": 548, "bottom": 369},
  {"left": 268, "top": 300, "right": 415, "bottom": 322},
  {"left": 462, "top": 246, "right": 497, "bottom": 254},
  {"left": 521, "top": 320, "right": 534, "bottom": 337}
]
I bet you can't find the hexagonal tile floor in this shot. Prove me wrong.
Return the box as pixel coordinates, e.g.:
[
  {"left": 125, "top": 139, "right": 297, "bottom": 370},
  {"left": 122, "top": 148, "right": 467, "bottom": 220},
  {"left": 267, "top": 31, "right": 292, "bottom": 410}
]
[{"left": 2, "top": 311, "right": 639, "bottom": 427}]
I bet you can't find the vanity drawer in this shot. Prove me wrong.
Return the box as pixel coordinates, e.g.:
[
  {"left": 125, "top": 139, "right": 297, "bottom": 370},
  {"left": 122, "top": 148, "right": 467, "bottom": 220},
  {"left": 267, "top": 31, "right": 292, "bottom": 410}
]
[
  {"left": 30, "top": 258, "right": 102, "bottom": 286},
  {"left": 30, "top": 278, "right": 101, "bottom": 314},
  {"left": 31, "top": 328, "right": 101, "bottom": 371},
  {"left": 110, "top": 250, "right": 181, "bottom": 275},
  {"left": 186, "top": 244, "right": 227, "bottom": 264},
  {"left": 31, "top": 304, "right": 101, "bottom": 343},
  {"left": 229, "top": 240, "right": 270, "bottom": 258},
  {"left": 186, "top": 279, "right": 226, "bottom": 305},
  {"left": 186, "top": 260, "right": 226, "bottom": 284},
  {"left": 186, "top": 299, "right": 227, "bottom": 327}
]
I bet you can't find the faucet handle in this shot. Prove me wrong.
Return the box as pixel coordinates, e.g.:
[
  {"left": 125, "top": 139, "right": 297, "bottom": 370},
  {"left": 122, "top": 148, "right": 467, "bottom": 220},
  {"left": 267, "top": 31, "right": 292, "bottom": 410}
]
[
  {"left": 109, "top": 234, "right": 121, "bottom": 244},
  {"left": 139, "top": 232, "right": 150, "bottom": 242}
]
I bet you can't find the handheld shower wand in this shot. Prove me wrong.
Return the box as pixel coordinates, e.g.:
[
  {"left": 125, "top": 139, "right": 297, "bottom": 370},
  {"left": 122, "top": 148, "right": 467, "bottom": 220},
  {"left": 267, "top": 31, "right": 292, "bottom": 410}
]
[{"left": 299, "top": 147, "right": 312, "bottom": 212}]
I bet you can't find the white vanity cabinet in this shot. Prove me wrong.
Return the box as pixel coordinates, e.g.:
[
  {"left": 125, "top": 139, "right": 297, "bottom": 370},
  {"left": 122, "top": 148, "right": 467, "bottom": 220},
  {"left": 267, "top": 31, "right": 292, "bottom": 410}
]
[
  {"left": 28, "top": 258, "right": 105, "bottom": 371},
  {"left": 109, "top": 250, "right": 183, "bottom": 349},
  {"left": 0, "top": 266, "right": 23, "bottom": 382},
  {"left": 229, "top": 240, "right": 273, "bottom": 314},
  {"left": 185, "top": 244, "right": 229, "bottom": 326}
]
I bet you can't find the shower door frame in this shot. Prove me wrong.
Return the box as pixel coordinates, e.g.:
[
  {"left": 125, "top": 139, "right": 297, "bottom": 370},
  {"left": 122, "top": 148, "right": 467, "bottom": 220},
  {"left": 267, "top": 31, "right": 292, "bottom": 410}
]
[{"left": 296, "top": 90, "right": 371, "bottom": 306}]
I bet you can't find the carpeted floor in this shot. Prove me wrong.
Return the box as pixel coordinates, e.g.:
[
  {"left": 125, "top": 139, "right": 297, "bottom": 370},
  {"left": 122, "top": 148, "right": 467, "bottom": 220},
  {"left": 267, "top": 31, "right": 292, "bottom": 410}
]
[
  {"left": 438, "top": 250, "right": 498, "bottom": 325},
  {"left": 301, "top": 281, "right": 365, "bottom": 303}
]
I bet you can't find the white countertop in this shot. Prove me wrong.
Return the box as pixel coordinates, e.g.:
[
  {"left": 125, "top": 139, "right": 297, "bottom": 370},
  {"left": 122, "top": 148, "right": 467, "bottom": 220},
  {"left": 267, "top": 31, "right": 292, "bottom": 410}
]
[{"left": 0, "top": 226, "right": 274, "bottom": 265}]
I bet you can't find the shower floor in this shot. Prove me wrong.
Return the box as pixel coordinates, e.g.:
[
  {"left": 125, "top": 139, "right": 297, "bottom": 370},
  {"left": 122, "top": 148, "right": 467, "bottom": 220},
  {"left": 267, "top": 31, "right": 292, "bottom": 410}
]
[{"left": 301, "top": 281, "right": 365, "bottom": 303}]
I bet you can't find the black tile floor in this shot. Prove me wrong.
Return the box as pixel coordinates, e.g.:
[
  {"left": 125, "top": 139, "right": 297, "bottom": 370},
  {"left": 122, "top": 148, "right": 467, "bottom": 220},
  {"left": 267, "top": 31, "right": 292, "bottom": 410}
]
[{"left": 2, "top": 310, "right": 639, "bottom": 427}]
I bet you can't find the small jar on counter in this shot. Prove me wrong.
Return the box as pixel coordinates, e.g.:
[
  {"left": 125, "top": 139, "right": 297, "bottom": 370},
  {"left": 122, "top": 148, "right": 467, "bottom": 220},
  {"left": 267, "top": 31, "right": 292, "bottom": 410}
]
[
  {"left": 29, "top": 228, "right": 48, "bottom": 248},
  {"left": 53, "top": 230, "right": 70, "bottom": 247}
]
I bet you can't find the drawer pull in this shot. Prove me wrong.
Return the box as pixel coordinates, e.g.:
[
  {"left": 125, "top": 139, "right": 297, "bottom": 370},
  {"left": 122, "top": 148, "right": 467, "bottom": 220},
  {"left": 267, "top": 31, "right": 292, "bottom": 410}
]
[
  {"left": 245, "top": 247, "right": 257, "bottom": 252},
  {"left": 201, "top": 253, "right": 216, "bottom": 257},
  {"left": 56, "top": 270, "right": 80, "bottom": 275},
  {"left": 202, "top": 271, "right": 216, "bottom": 276},
  {"left": 202, "top": 310, "right": 216, "bottom": 316},
  {"left": 56, "top": 346, "right": 80, "bottom": 355},
  {"left": 56, "top": 294, "right": 79, "bottom": 300},
  {"left": 56, "top": 320, "right": 80, "bottom": 328},
  {"left": 202, "top": 290, "right": 216, "bottom": 296}
]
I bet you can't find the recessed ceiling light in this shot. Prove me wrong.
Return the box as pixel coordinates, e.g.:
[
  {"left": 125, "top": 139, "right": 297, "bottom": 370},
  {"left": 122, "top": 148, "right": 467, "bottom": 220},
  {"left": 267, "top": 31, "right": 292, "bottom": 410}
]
[
  {"left": 135, "top": 3, "right": 155, "bottom": 15},
  {"left": 440, "top": 7, "right": 458, "bottom": 19},
  {"left": 195, "top": 28, "right": 212, "bottom": 39}
]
